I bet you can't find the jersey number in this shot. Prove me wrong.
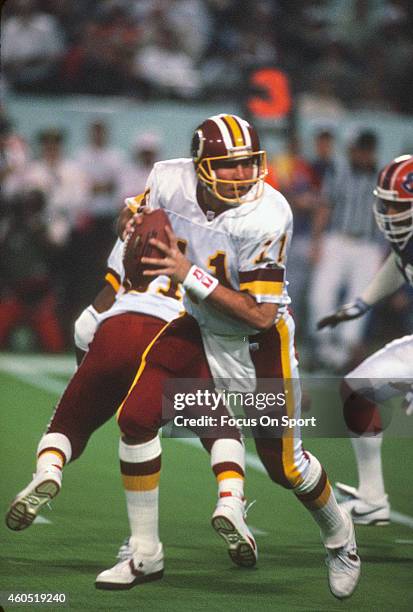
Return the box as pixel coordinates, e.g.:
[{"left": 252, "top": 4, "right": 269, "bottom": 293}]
[
  {"left": 254, "top": 234, "right": 287, "bottom": 265},
  {"left": 208, "top": 251, "right": 232, "bottom": 288}
]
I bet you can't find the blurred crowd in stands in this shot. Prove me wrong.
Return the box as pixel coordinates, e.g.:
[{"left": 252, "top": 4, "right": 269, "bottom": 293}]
[
  {"left": 1, "top": 0, "right": 413, "bottom": 369},
  {"left": 1, "top": 107, "right": 412, "bottom": 367},
  {"left": 0, "top": 112, "right": 161, "bottom": 352},
  {"left": 2, "top": 0, "right": 413, "bottom": 114}
]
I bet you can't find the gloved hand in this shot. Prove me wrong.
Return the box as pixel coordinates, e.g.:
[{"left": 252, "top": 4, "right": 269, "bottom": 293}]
[{"left": 317, "top": 298, "right": 371, "bottom": 330}]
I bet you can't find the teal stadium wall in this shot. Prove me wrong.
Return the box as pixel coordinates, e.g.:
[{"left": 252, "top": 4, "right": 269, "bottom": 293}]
[{"left": 7, "top": 94, "right": 413, "bottom": 164}]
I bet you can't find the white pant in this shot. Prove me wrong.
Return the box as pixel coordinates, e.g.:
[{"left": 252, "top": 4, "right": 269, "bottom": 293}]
[
  {"left": 310, "top": 232, "right": 383, "bottom": 356},
  {"left": 346, "top": 334, "right": 413, "bottom": 402}
]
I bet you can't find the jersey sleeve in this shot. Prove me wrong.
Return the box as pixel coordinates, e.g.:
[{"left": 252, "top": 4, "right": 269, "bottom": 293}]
[
  {"left": 124, "top": 166, "right": 160, "bottom": 213},
  {"left": 105, "top": 239, "right": 124, "bottom": 291},
  {"left": 238, "top": 225, "right": 291, "bottom": 304}
]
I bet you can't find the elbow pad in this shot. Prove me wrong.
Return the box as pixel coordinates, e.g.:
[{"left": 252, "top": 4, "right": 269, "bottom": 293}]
[{"left": 74, "top": 305, "right": 99, "bottom": 351}]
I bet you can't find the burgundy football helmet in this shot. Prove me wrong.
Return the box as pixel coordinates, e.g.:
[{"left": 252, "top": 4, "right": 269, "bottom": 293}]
[{"left": 191, "top": 113, "right": 267, "bottom": 205}]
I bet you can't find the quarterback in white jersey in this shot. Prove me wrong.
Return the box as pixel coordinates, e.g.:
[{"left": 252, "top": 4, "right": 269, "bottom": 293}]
[
  {"left": 111, "top": 113, "right": 360, "bottom": 599},
  {"left": 126, "top": 159, "right": 291, "bottom": 386},
  {"left": 6, "top": 223, "right": 251, "bottom": 582},
  {"left": 318, "top": 154, "right": 413, "bottom": 526}
]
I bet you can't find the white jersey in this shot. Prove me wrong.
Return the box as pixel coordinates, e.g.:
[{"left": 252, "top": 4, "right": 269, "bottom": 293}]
[
  {"left": 126, "top": 158, "right": 294, "bottom": 389},
  {"left": 127, "top": 158, "right": 292, "bottom": 336},
  {"left": 98, "top": 238, "right": 184, "bottom": 326}
]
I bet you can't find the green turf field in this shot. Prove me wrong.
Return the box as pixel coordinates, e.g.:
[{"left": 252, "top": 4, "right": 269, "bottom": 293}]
[{"left": 1, "top": 354, "right": 412, "bottom": 611}]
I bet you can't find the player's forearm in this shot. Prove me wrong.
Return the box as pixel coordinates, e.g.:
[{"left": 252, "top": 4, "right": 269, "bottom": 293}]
[
  {"left": 181, "top": 265, "right": 277, "bottom": 330},
  {"left": 360, "top": 252, "right": 405, "bottom": 306},
  {"left": 206, "top": 284, "right": 278, "bottom": 331}
]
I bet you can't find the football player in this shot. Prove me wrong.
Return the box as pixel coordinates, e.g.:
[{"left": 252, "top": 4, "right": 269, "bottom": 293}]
[
  {"left": 318, "top": 154, "right": 413, "bottom": 525},
  {"left": 6, "top": 233, "right": 255, "bottom": 574},
  {"left": 97, "top": 114, "right": 360, "bottom": 599}
]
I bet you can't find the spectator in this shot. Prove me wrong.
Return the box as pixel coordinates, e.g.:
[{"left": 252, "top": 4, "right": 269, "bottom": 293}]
[
  {"left": 0, "top": 116, "right": 30, "bottom": 205},
  {"left": 309, "top": 127, "right": 337, "bottom": 188},
  {"left": 71, "top": 119, "right": 126, "bottom": 310},
  {"left": 133, "top": 26, "right": 201, "bottom": 99},
  {"left": 76, "top": 120, "right": 124, "bottom": 221},
  {"left": 2, "top": 0, "right": 66, "bottom": 93},
  {"left": 24, "top": 128, "right": 90, "bottom": 247},
  {"left": 308, "top": 129, "right": 384, "bottom": 372},
  {"left": 118, "top": 132, "right": 162, "bottom": 202},
  {"left": 0, "top": 190, "right": 65, "bottom": 352},
  {"left": 61, "top": 3, "right": 141, "bottom": 96},
  {"left": 145, "top": 0, "right": 212, "bottom": 61}
]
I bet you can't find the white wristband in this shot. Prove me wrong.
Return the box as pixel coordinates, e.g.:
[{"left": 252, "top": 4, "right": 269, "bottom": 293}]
[
  {"left": 183, "top": 265, "right": 218, "bottom": 300},
  {"left": 74, "top": 305, "right": 99, "bottom": 351}
]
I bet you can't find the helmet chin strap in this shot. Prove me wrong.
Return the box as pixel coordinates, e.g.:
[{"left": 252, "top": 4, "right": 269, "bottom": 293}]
[{"left": 197, "top": 181, "right": 235, "bottom": 216}]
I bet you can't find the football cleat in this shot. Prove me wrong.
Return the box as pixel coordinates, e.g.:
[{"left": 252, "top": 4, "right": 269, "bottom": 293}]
[
  {"left": 211, "top": 494, "right": 257, "bottom": 568},
  {"left": 325, "top": 511, "right": 361, "bottom": 600},
  {"left": 95, "top": 544, "right": 164, "bottom": 590},
  {"left": 336, "top": 482, "right": 390, "bottom": 526},
  {"left": 5, "top": 470, "right": 61, "bottom": 531}
]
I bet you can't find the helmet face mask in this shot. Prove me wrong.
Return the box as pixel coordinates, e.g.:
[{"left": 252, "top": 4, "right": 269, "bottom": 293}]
[
  {"left": 197, "top": 151, "right": 267, "bottom": 205},
  {"left": 191, "top": 114, "right": 267, "bottom": 206},
  {"left": 373, "top": 155, "right": 413, "bottom": 250}
]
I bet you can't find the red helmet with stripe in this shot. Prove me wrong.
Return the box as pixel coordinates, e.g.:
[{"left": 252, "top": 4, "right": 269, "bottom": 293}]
[
  {"left": 373, "top": 154, "right": 413, "bottom": 249},
  {"left": 191, "top": 113, "right": 267, "bottom": 205}
]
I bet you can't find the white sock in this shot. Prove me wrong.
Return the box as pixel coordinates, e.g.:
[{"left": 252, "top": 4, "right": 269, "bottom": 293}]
[
  {"left": 211, "top": 439, "right": 245, "bottom": 499},
  {"left": 126, "top": 489, "right": 160, "bottom": 556},
  {"left": 36, "top": 432, "right": 72, "bottom": 478},
  {"left": 295, "top": 453, "right": 349, "bottom": 548},
  {"left": 119, "top": 436, "right": 162, "bottom": 557},
  {"left": 351, "top": 434, "right": 386, "bottom": 503}
]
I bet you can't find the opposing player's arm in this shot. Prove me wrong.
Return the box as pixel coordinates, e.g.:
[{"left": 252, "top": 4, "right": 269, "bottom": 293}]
[
  {"left": 360, "top": 251, "right": 405, "bottom": 305},
  {"left": 317, "top": 252, "right": 406, "bottom": 330},
  {"left": 142, "top": 226, "right": 282, "bottom": 331}
]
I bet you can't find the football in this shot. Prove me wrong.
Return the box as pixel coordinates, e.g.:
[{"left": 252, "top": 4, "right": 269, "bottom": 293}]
[{"left": 123, "top": 209, "right": 172, "bottom": 290}]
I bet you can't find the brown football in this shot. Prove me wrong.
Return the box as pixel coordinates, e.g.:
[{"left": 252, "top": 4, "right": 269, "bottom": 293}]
[{"left": 123, "top": 209, "right": 172, "bottom": 290}]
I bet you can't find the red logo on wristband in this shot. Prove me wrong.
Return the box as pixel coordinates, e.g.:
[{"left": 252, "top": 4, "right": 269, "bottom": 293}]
[{"left": 192, "top": 267, "right": 213, "bottom": 288}]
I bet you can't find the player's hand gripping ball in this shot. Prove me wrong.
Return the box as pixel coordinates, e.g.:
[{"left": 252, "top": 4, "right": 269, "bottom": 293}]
[{"left": 123, "top": 209, "right": 172, "bottom": 290}]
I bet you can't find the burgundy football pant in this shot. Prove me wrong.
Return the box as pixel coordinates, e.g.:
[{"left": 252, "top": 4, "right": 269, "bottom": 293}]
[
  {"left": 117, "top": 313, "right": 305, "bottom": 488},
  {"left": 48, "top": 313, "right": 240, "bottom": 460}
]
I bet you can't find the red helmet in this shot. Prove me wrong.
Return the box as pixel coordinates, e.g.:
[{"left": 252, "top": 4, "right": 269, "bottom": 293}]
[
  {"left": 191, "top": 113, "right": 267, "bottom": 205},
  {"left": 373, "top": 154, "right": 413, "bottom": 249}
]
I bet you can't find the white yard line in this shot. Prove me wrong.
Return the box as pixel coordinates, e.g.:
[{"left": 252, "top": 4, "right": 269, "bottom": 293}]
[
  {"left": 0, "top": 353, "right": 75, "bottom": 375},
  {"left": 33, "top": 516, "right": 52, "bottom": 525},
  {"left": 390, "top": 511, "right": 413, "bottom": 529},
  {"left": 2, "top": 354, "right": 413, "bottom": 531}
]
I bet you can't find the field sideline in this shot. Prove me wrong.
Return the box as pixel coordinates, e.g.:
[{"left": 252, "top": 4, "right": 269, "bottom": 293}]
[{"left": 0, "top": 353, "right": 412, "bottom": 611}]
